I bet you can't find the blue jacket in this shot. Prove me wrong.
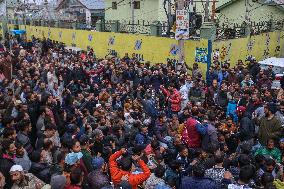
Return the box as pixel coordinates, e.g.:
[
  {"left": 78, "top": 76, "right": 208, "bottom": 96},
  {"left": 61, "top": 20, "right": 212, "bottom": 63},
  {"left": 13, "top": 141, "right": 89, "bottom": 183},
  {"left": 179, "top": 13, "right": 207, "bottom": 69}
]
[
  {"left": 226, "top": 100, "right": 238, "bottom": 122},
  {"left": 180, "top": 176, "right": 217, "bottom": 189},
  {"left": 135, "top": 133, "right": 150, "bottom": 146},
  {"left": 218, "top": 71, "right": 229, "bottom": 86}
]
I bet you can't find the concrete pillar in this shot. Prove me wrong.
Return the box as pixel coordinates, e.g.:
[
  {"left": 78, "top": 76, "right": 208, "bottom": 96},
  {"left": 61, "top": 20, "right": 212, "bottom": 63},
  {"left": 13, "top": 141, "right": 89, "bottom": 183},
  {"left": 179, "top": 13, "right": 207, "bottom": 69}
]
[
  {"left": 240, "top": 22, "right": 251, "bottom": 37},
  {"left": 111, "top": 20, "right": 120, "bottom": 33},
  {"left": 85, "top": 9, "right": 91, "bottom": 28},
  {"left": 270, "top": 19, "right": 275, "bottom": 32},
  {"left": 150, "top": 21, "right": 162, "bottom": 36},
  {"left": 96, "top": 20, "right": 104, "bottom": 32},
  {"left": 200, "top": 22, "right": 216, "bottom": 41},
  {"left": 72, "top": 23, "right": 76, "bottom": 29}
]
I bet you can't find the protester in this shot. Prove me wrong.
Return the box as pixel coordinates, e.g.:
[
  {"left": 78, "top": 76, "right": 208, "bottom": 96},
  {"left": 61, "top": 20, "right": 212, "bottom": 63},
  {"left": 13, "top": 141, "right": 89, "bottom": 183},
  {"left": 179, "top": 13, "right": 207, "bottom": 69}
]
[
  {"left": 10, "top": 164, "right": 45, "bottom": 189},
  {"left": 0, "top": 36, "right": 283, "bottom": 189}
]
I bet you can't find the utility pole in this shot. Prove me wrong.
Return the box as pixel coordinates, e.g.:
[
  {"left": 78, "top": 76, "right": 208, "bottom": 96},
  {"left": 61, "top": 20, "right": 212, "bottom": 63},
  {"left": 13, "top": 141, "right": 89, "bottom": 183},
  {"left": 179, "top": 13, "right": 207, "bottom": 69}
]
[
  {"left": 177, "top": 0, "right": 185, "bottom": 67},
  {"left": 4, "top": 0, "right": 9, "bottom": 40},
  {"left": 204, "top": 0, "right": 210, "bottom": 22},
  {"left": 211, "top": 0, "right": 216, "bottom": 21},
  {"left": 167, "top": 0, "right": 171, "bottom": 35},
  {"left": 131, "top": 0, "right": 135, "bottom": 33}
]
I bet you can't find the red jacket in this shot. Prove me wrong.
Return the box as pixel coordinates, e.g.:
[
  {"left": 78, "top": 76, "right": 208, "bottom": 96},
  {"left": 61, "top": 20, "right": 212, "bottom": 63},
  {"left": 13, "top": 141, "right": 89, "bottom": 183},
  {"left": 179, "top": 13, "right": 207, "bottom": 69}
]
[
  {"left": 109, "top": 150, "right": 151, "bottom": 189},
  {"left": 161, "top": 87, "right": 181, "bottom": 112},
  {"left": 182, "top": 118, "right": 201, "bottom": 148}
]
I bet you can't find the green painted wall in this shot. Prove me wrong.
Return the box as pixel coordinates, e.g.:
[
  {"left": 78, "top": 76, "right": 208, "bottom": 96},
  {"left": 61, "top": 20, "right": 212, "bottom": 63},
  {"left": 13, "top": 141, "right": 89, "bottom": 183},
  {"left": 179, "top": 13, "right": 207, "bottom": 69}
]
[
  {"left": 218, "top": 0, "right": 284, "bottom": 24},
  {"left": 104, "top": 0, "right": 232, "bottom": 23},
  {"left": 105, "top": 0, "right": 165, "bottom": 23}
]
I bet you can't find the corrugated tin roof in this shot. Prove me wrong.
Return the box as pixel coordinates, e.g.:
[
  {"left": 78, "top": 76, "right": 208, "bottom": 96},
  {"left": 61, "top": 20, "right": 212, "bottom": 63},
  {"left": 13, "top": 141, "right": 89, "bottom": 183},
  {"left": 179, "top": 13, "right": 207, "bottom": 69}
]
[{"left": 79, "top": 0, "right": 104, "bottom": 10}]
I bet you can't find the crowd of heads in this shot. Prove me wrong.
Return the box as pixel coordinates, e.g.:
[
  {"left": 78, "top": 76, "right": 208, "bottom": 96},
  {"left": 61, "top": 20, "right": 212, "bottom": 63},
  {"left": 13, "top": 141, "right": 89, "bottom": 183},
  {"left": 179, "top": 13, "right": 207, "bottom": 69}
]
[{"left": 0, "top": 35, "right": 283, "bottom": 189}]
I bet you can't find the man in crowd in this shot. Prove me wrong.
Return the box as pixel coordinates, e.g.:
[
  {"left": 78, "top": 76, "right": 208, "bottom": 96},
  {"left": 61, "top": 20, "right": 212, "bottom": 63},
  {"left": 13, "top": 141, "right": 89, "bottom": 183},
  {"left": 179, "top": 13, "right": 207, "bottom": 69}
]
[{"left": 0, "top": 35, "right": 284, "bottom": 189}]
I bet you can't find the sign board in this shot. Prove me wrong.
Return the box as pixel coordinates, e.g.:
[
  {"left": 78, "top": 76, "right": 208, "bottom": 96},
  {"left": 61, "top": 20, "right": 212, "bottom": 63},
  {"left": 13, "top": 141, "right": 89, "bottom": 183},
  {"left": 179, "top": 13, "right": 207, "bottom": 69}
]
[
  {"left": 175, "top": 9, "right": 189, "bottom": 40},
  {"left": 195, "top": 47, "right": 208, "bottom": 63}
]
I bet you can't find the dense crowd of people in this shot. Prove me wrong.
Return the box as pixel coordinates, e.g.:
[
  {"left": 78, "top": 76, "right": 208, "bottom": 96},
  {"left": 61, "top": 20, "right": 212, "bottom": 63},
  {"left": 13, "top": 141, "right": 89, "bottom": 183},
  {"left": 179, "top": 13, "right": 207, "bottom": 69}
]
[{"left": 0, "top": 35, "right": 284, "bottom": 189}]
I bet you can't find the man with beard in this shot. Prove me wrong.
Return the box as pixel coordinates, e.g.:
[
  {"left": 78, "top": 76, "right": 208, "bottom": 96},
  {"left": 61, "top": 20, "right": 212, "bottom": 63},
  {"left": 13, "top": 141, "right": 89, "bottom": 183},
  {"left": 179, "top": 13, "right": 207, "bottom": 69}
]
[
  {"left": 258, "top": 103, "right": 283, "bottom": 145},
  {"left": 206, "top": 79, "right": 219, "bottom": 107},
  {"left": 10, "top": 165, "right": 45, "bottom": 189},
  {"left": 92, "top": 129, "right": 105, "bottom": 157},
  {"left": 275, "top": 101, "right": 284, "bottom": 125},
  {"left": 215, "top": 83, "right": 228, "bottom": 110}
]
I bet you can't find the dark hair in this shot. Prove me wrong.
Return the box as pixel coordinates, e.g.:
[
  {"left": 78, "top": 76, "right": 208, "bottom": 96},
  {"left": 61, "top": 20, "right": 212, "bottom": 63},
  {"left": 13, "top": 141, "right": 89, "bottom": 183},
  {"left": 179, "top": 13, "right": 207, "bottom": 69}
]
[
  {"left": 207, "top": 111, "right": 216, "bottom": 122},
  {"left": 261, "top": 173, "right": 274, "bottom": 187},
  {"left": 30, "top": 150, "right": 42, "bottom": 163},
  {"left": 214, "top": 151, "right": 224, "bottom": 164},
  {"left": 57, "top": 152, "right": 66, "bottom": 163},
  {"left": 1, "top": 139, "right": 14, "bottom": 152},
  {"left": 255, "top": 154, "right": 266, "bottom": 170},
  {"left": 191, "top": 107, "right": 199, "bottom": 117},
  {"left": 71, "top": 139, "right": 79, "bottom": 149},
  {"left": 15, "top": 142, "right": 23, "bottom": 149},
  {"left": 158, "top": 113, "right": 166, "bottom": 120},
  {"left": 120, "top": 157, "right": 132, "bottom": 171},
  {"left": 168, "top": 160, "right": 181, "bottom": 171},
  {"left": 192, "top": 163, "right": 205, "bottom": 177},
  {"left": 132, "top": 145, "right": 143, "bottom": 156},
  {"left": 70, "top": 167, "right": 82, "bottom": 185},
  {"left": 151, "top": 140, "right": 160, "bottom": 150},
  {"left": 265, "top": 158, "right": 276, "bottom": 167},
  {"left": 177, "top": 145, "right": 187, "bottom": 153},
  {"left": 2, "top": 116, "right": 14, "bottom": 127},
  {"left": 17, "top": 120, "right": 31, "bottom": 131},
  {"left": 45, "top": 122, "right": 56, "bottom": 131},
  {"left": 238, "top": 154, "right": 251, "bottom": 168},
  {"left": 2, "top": 127, "right": 16, "bottom": 138},
  {"left": 38, "top": 106, "right": 46, "bottom": 116},
  {"left": 239, "top": 165, "right": 255, "bottom": 184},
  {"left": 154, "top": 165, "right": 165, "bottom": 178},
  {"left": 266, "top": 138, "right": 275, "bottom": 145}
]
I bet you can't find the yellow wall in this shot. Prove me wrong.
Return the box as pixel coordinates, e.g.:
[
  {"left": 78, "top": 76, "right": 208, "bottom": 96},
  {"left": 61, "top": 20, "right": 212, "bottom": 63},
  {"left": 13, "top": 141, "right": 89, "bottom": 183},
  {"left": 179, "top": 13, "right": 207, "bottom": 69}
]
[
  {"left": 19, "top": 25, "right": 209, "bottom": 74},
  {"left": 213, "top": 31, "right": 284, "bottom": 66},
  {"left": 7, "top": 24, "right": 16, "bottom": 31},
  {"left": 14, "top": 25, "right": 284, "bottom": 76},
  {"left": 0, "top": 23, "right": 3, "bottom": 38}
]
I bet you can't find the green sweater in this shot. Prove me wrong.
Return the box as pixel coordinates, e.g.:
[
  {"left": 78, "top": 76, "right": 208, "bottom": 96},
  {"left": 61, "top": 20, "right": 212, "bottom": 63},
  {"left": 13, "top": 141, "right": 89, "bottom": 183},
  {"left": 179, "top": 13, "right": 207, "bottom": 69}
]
[
  {"left": 258, "top": 116, "right": 283, "bottom": 145},
  {"left": 255, "top": 147, "right": 282, "bottom": 163},
  {"left": 81, "top": 149, "right": 93, "bottom": 173}
]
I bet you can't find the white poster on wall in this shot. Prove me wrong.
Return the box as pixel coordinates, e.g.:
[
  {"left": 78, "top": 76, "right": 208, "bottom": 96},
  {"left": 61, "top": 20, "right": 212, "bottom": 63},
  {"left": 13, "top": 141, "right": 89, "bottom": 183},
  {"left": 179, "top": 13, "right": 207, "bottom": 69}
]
[{"left": 175, "top": 9, "right": 189, "bottom": 40}]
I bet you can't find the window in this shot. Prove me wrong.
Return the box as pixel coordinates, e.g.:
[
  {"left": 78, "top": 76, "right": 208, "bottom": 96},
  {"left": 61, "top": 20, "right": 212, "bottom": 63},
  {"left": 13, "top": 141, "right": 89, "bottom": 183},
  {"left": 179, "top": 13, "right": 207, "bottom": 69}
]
[
  {"left": 134, "top": 1, "right": 140, "bottom": 9},
  {"left": 112, "top": 2, "right": 117, "bottom": 9}
]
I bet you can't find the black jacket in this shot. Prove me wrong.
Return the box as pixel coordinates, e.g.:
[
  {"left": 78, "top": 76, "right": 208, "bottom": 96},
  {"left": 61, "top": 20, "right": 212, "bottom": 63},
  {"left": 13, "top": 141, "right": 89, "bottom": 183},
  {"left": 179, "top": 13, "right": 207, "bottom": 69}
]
[
  {"left": 29, "top": 162, "right": 51, "bottom": 183},
  {"left": 238, "top": 113, "right": 255, "bottom": 141},
  {"left": 0, "top": 156, "right": 15, "bottom": 189}
]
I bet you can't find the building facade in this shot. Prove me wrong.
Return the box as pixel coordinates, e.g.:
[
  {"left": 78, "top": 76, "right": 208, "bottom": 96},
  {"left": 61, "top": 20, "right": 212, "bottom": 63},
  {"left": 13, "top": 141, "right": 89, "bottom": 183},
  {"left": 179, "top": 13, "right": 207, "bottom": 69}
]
[
  {"left": 56, "top": 0, "right": 104, "bottom": 27},
  {"left": 216, "top": 0, "right": 284, "bottom": 24}
]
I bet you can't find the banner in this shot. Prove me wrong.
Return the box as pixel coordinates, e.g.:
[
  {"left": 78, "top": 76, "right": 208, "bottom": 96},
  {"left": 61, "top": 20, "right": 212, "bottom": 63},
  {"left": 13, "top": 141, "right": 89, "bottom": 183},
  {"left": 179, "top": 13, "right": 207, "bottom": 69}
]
[{"left": 175, "top": 9, "right": 189, "bottom": 40}]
